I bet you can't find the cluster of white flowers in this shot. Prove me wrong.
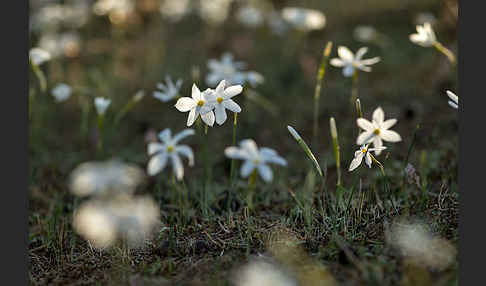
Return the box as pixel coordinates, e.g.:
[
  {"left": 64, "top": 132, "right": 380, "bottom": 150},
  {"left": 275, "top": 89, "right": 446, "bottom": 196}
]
[
  {"left": 349, "top": 107, "right": 401, "bottom": 171},
  {"left": 175, "top": 79, "right": 243, "bottom": 127},
  {"left": 69, "top": 160, "right": 160, "bottom": 249}
]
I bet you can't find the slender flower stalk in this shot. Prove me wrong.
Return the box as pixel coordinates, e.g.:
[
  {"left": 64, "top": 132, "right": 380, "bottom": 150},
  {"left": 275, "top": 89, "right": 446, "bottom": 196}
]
[
  {"left": 114, "top": 90, "right": 145, "bottom": 126},
  {"left": 351, "top": 70, "right": 358, "bottom": 106},
  {"left": 287, "top": 126, "right": 322, "bottom": 177},
  {"left": 229, "top": 113, "right": 238, "bottom": 188},
  {"left": 94, "top": 97, "right": 111, "bottom": 152},
  {"left": 247, "top": 169, "right": 258, "bottom": 213},
  {"left": 313, "top": 41, "right": 333, "bottom": 147},
  {"left": 355, "top": 98, "right": 363, "bottom": 118},
  {"left": 433, "top": 42, "right": 456, "bottom": 65},
  {"left": 329, "top": 118, "right": 341, "bottom": 186}
]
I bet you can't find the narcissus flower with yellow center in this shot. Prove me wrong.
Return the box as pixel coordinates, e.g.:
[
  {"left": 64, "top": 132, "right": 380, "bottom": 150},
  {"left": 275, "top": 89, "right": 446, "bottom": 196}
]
[
  {"left": 147, "top": 128, "right": 195, "bottom": 180},
  {"left": 200, "top": 80, "right": 243, "bottom": 125},
  {"left": 356, "top": 107, "right": 401, "bottom": 155},
  {"left": 224, "top": 139, "right": 287, "bottom": 183}
]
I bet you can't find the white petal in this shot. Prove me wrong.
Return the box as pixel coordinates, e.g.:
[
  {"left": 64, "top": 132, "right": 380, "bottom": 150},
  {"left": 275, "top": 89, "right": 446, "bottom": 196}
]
[
  {"left": 240, "top": 160, "right": 255, "bottom": 178},
  {"left": 448, "top": 101, "right": 458, "bottom": 109},
  {"left": 223, "top": 99, "right": 241, "bottom": 113},
  {"left": 330, "top": 58, "right": 346, "bottom": 67},
  {"left": 380, "top": 130, "right": 402, "bottom": 142},
  {"left": 240, "top": 139, "right": 259, "bottom": 157},
  {"left": 357, "top": 131, "right": 375, "bottom": 145},
  {"left": 175, "top": 97, "right": 196, "bottom": 112},
  {"left": 158, "top": 129, "right": 172, "bottom": 143},
  {"left": 337, "top": 46, "right": 354, "bottom": 61},
  {"left": 260, "top": 148, "right": 287, "bottom": 166},
  {"left": 357, "top": 118, "right": 374, "bottom": 131},
  {"left": 446, "top": 90, "right": 458, "bottom": 104},
  {"left": 372, "top": 107, "right": 385, "bottom": 124},
  {"left": 223, "top": 85, "right": 243, "bottom": 99},
  {"left": 356, "top": 64, "right": 372, "bottom": 72},
  {"left": 170, "top": 154, "right": 184, "bottom": 180},
  {"left": 381, "top": 119, "right": 397, "bottom": 130},
  {"left": 172, "top": 129, "right": 195, "bottom": 144},
  {"left": 365, "top": 152, "right": 372, "bottom": 168},
  {"left": 215, "top": 80, "right": 226, "bottom": 92},
  {"left": 201, "top": 110, "right": 215, "bottom": 126},
  {"left": 360, "top": 57, "right": 381, "bottom": 66},
  {"left": 348, "top": 153, "right": 364, "bottom": 171},
  {"left": 257, "top": 164, "right": 273, "bottom": 183},
  {"left": 187, "top": 108, "right": 197, "bottom": 126},
  {"left": 372, "top": 137, "right": 384, "bottom": 155},
  {"left": 176, "top": 145, "right": 194, "bottom": 166},
  {"left": 147, "top": 153, "right": 168, "bottom": 176},
  {"left": 225, "top": 147, "right": 249, "bottom": 160},
  {"left": 355, "top": 47, "right": 368, "bottom": 60},
  {"left": 148, "top": 143, "right": 165, "bottom": 156},
  {"left": 214, "top": 104, "right": 227, "bottom": 125},
  {"left": 191, "top": 84, "right": 201, "bottom": 101}
]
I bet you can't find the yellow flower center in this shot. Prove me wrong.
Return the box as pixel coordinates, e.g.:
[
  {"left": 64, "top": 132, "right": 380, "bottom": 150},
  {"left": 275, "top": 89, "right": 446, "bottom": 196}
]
[
  {"left": 217, "top": 97, "right": 223, "bottom": 104},
  {"left": 373, "top": 128, "right": 380, "bottom": 135},
  {"left": 253, "top": 159, "right": 260, "bottom": 165},
  {"left": 361, "top": 148, "right": 367, "bottom": 154},
  {"left": 167, "top": 145, "right": 174, "bottom": 153},
  {"left": 197, "top": 100, "right": 204, "bottom": 106}
]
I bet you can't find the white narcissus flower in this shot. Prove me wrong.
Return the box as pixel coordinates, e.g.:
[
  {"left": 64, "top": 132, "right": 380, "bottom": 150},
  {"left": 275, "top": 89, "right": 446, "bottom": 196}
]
[
  {"left": 446, "top": 90, "right": 458, "bottom": 109},
  {"left": 29, "top": 47, "right": 51, "bottom": 66},
  {"left": 94, "top": 97, "right": 111, "bottom": 115},
  {"left": 330, "top": 46, "right": 381, "bottom": 77},
  {"left": 200, "top": 80, "right": 243, "bottom": 125},
  {"left": 224, "top": 139, "right": 287, "bottom": 183},
  {"left": 356, "top": 107, "right": 401, "bottom": 155},
  {"left": 51, "top": 83, "right": 72, "bottom": 102},
  {"left": 281, "top": 7, "right": 326, "bottom": 32},
  {"left": 348, "top": 144, "right": 387, "bottom": 171},
  {"left": 147, "top": 128, "right": 195, "bottom": 180},
  {"left": 175, "top": 84, "right": 215, "bottom": 127},
  {"left": 409, "top": 22, "right": 437, "bottom": 47},
  {"left": 153, "top": 75, "right": 183, "bottom": 102}
]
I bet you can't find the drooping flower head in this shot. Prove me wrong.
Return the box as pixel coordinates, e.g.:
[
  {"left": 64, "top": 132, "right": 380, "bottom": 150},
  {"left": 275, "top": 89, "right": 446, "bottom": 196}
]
[
  {"left": 409, "top": 22, "right": 437, "bottom": 47},
  {"left": 200, "top": 80, "right": 243, "bottom": 125},
  {"left": 356, "top": 107, "right": 401, "bottom": 155},
  {"left": 348, "top": 144, "right": 387, "bottom": 172},
  {"left": 147, "top": 128, "right": 195, "bottom": 180},
  {"left": 330, "top": 46, "right": 381, "bottom": 77},
  {"left": 175, "top": 84, "right": 215, "bottom": 127},
  {"left": 153, "top": 75, "right": 183, "bottom": 103},
  {"left": 225, "top": 139, "right": 287, "bottom": 183}
]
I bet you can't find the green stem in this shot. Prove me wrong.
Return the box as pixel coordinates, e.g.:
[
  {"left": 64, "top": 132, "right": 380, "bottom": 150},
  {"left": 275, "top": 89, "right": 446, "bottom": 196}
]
[
  {"left": 313, "top": 42, "right": 333, "bottom": 148},
  {"left": 350, "top": 70, "right": 358, "bottom": 107},
  {"left": 97, "top": 114, "right": 104, "bottom": 152},
  {"left": 370, "top": 154, "right": 398, "bottom": 215},
  {"left": 247, "top": 169, "right": 258, "bottom": 214},
  {"left": 229, "top": 113, "right": 238, "bottom": 188}
]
